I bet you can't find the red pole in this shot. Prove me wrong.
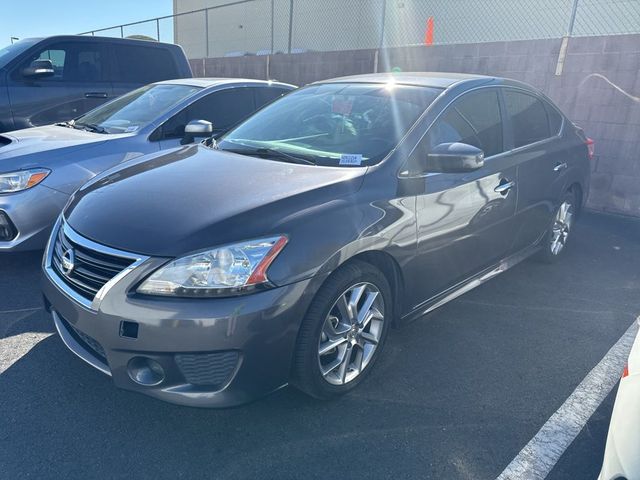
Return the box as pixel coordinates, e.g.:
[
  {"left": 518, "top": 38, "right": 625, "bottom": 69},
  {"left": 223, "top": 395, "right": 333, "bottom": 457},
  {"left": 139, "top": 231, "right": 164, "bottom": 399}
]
[{"left": 425, "top": 16, "right": 434, "bottom": 46}]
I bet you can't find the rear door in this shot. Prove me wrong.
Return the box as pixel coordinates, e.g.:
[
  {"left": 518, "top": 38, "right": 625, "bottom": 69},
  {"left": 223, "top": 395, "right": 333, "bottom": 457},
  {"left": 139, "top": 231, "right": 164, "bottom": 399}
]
[
  {"left": 407, "top": 88, "right": 519, "bottom": 305},
  {"left": 7, "top": 41, "right": 112, "bottom": 128},
  {"left": 501, "top": 88, "right": 566, "bottom": 251},
  {"left": 111, "top": 44, "right": 182, "bottom": 99}
]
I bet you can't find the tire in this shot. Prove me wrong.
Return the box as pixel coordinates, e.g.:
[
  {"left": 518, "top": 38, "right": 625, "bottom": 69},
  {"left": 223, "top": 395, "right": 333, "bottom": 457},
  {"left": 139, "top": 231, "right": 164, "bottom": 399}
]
[
  {"left": 291, "top": 260, "right": 392, "bottom": 399},
  {"left": 536, "top": 190, "right": 577, "bottom": 264}
]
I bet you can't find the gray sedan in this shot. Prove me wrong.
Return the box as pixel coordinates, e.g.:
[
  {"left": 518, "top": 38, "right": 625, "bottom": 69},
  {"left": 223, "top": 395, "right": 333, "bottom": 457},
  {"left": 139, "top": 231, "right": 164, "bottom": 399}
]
[
  {"left": 42, "top": 73, "right": 592, "bottom": 407},
  {"left": 0, "top": 78, "right": 294, "bottom": 251}
]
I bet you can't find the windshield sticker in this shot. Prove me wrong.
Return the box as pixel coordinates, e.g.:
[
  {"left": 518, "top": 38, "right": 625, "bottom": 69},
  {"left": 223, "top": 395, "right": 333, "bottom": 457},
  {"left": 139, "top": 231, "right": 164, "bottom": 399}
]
[
  {"left": 332, "top": 98, "right": 353, "bottom": 115},
  {"left": 125, "top": 125, "right": 139, "bottom": 133},
  {"left": 339, "top": 154, "right": 363, "bottom": 166}
]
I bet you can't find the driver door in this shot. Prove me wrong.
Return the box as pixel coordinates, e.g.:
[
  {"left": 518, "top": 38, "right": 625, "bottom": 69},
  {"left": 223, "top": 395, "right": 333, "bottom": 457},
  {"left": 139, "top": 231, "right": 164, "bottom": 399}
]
[
  {"left": 405, "top": 88, "right": 519, "bottom": 306},
  {"left": 7, "top": 41, "right": 112, "bottom": 128}
]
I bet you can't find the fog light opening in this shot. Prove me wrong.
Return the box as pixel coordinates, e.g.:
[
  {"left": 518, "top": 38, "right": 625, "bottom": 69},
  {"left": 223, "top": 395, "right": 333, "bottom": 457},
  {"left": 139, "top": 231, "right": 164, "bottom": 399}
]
[
  {"left": 127, "top": 357, "right": 165, "bottom": 386},
  {"left": 0, "top": 211, "right": 17, "bottom": 241}
]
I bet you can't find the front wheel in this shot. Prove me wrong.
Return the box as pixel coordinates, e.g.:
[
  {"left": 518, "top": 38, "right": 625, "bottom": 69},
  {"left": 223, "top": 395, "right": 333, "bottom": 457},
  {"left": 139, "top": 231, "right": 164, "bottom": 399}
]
[
  {"left": 291, "top": 260, "right": 392, "bottom": 399},
  {"left": 537, "top": 190, "right": 576, "bottom": 263}
]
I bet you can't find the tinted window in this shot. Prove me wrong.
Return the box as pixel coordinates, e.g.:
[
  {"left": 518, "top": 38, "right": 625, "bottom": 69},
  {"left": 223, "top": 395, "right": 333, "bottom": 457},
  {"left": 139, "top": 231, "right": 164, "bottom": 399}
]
[
  {"left": 114, "top": 45, "right": 178, "bottom": 84},
  {"left": 254, "top": 87, "right": 290, "bottom": 108},
  {"left": 544, "top": 100, "right": 563, "bottom": 135},
  {"left": 428, "top": 89, "right": 503, "bottom": 157},
  {"left": 16, "top": 42, "right": 106, "bottom": 82},
  {"left": 504, "top": 90, "right": 551, "bottom": 148},
  {"left": 160, "top": 88, "right": 257, "bottom": 139}
]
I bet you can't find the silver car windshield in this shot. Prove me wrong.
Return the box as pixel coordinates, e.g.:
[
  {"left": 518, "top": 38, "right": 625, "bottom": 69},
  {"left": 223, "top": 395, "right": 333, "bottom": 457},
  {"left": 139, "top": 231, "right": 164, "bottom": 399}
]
[
  {"left": 218, "top": 82, "right": 442, "bottom": 166},
  {"left": 73, "top": 83, "right": 202, "bottom": 134}
]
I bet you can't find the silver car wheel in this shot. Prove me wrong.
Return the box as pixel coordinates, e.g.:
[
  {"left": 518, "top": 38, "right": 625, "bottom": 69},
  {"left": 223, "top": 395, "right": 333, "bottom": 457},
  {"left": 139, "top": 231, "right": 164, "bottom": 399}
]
[
  {"left": 550, "top": 200, "right": 574, "bottom": 256},
  {"left": 317, "top": 282, "right": 385, "bottom": 386}
]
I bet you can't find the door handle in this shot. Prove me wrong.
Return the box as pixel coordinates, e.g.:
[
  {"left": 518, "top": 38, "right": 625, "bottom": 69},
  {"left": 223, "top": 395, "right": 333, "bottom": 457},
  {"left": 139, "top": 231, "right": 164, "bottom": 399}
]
[
  {"left": 553, "top": 162, "right": 568, "bottom": 172},
  {"left": 494, "top": 180, "right": 516, "bottom": 195},
  {"left": 84, "top": 92, "right": 108, "bottom": 98}
]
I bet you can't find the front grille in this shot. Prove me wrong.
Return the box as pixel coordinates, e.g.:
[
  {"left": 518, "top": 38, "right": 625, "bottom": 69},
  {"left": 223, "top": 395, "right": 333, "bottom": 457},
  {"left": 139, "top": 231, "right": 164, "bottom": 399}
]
[
  {"left": 175, "top": 352, "right": 240, "bottom": 387},
  {"left": 59, "top": 314, "right": 107, "bottom": 362},
  {"left": 51, "top": 225, "right": 135, "bottom": 303}
]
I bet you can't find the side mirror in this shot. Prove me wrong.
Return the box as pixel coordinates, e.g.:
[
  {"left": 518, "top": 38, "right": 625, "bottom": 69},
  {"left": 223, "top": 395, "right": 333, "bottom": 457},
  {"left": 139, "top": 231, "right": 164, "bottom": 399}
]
[
  {"left": 427, "top": 142, "right": 485, "bottom": 173},
  {"left": 22, "top": 59, "right": 55, "bottom": 78},
  {"left": 184, "top": 119, "right": 213, "bottom": 136}
]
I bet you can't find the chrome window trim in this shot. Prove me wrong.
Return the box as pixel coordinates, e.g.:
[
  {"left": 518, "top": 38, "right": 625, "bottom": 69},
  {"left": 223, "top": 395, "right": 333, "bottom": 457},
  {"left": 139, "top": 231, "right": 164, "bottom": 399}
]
[{"left": 44, "top": 217, "right": 149, "bottom": 311}]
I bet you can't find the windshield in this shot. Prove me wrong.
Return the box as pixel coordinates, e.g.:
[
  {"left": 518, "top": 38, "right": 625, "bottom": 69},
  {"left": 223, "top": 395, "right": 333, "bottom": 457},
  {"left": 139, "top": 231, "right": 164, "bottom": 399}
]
[
  {"left": 218, "top": 82, "right": 441, "bottom": 166},
  {"left": 0, "top": 38, "right": 38, "bottom": 69},
  {"left": 72, "top": 83, "right": 201, "bottom": 134}
]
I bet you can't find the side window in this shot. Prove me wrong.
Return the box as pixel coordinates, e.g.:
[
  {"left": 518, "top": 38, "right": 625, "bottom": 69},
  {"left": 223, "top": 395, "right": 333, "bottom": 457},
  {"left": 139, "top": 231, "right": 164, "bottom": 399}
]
[
  {"left": 16, "top": 42, "right": 106, "bottom": 82},
  {"left": 544, "top": 101, "right": 563, "bottom": 136},
  {"left": 114, "top": 46, "right": 178, "bottom": 84},
  {"left": 253, "top": 87, "right": 290, "bottom": 109},
  {"left": 158, "top": 88, "right": 257, "bottom": 140},
  {"left": 36, "top": 49, "right": 66, "bottom": 79},
  {"left": 504, "top": 90, "right": 551, "bottom": 148},
  {"left": 428, "top": 89, "right": 503, "bottom": 157},
  {"left": 75, "top": 49, "right": 104, "bottom": 82}
]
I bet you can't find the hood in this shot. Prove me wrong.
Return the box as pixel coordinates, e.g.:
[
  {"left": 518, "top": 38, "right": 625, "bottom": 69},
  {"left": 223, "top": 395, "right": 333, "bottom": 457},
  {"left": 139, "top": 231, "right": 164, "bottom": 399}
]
[
  {"left": 65, "top": 145, "right": 366, "bottom": 257},
  {"left": 0, "top": 125, "right": 109, "bottom": 170}
]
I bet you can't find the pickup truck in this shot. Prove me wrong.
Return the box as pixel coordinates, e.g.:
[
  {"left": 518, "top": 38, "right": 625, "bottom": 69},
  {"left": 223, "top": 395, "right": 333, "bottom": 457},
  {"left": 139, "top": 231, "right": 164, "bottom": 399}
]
[{"left": 0, "top": 35, "right": 192, "bottom": 132}]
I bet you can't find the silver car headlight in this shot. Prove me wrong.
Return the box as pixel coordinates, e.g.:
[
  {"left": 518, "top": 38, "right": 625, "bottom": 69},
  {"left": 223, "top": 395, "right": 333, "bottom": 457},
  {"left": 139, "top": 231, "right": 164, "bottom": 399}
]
[
  {"left": 137, "top": 236, "right": 288, "bottom": 297},
  {"left": 0, "top": 168, "right": 50, "bottom": 193}
]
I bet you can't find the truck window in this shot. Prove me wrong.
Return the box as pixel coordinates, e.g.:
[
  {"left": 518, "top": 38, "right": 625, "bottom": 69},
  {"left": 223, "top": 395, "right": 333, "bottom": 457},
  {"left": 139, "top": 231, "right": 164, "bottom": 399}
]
[
  {"left": 15, "top": 42, "right": 107, "bottom": 82},
  {"left": 114, "top": 45, "right": 178, "bottom": 84}
]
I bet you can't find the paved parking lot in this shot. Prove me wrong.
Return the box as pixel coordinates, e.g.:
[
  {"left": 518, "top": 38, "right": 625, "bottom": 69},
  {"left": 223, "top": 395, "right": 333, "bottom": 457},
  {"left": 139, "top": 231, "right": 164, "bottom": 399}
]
[{"left": 1, "top": 211, "right": 639, "bottom": 479}]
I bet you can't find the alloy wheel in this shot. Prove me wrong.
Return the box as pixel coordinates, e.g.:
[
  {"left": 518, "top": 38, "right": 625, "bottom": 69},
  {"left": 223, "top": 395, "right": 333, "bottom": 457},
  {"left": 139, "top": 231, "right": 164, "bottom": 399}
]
[
  {"left": 317, "top": 282, "right": 385, "bottom": 386},
  {"left": 550, "top": 200, "right": 574, "bottom": 255}
]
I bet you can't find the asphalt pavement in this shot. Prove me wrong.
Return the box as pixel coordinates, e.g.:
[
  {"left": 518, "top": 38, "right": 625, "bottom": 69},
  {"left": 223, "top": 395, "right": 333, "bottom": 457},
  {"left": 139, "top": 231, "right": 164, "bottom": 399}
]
[{"left": 1, "top": 211, "right": 639, "bottom": 479}]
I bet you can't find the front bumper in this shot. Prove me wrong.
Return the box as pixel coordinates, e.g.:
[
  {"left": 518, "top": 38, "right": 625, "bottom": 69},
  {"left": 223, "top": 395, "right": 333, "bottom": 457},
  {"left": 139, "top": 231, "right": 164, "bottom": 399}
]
[
  {"left": 42, "top": 226, "right": 318, "bottom": 408},
  {"left": 0, "top": 185, "right": 69, "bottom": 251}
]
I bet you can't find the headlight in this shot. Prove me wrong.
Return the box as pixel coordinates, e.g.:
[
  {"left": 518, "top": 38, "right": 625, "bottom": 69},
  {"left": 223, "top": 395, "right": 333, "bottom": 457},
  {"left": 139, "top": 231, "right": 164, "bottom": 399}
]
[
  {"left": 137, "top": 236, "right": 288, "bottom": 297},
  {"left": 0, "top": 168, "right": 50, "bottom": 193}
]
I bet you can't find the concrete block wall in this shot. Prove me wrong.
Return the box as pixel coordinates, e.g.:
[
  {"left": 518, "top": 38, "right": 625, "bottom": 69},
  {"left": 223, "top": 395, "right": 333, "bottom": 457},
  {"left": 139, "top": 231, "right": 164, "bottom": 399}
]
[{"left": 188, "top": 33, "right": 640, "bottom": 217}]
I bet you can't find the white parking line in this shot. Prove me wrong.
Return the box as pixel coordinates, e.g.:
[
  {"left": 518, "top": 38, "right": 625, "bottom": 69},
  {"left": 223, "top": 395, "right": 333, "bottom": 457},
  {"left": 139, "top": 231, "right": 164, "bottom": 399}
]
[
  {"left": 0, "top": 332, "right": 52, "bottom": 374},
  {"left": 496, "top": 317, "right": 639, "bottom": 480}
]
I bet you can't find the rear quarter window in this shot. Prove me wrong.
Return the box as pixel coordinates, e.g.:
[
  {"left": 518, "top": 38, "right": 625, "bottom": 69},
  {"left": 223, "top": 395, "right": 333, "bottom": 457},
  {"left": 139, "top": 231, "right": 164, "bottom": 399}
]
[
  {"left": 544, "top": 101, "right": 563, "bottom": 136},
  {"left": 504, "top": 89, "right": 551, "bottom": 148},
  {"left": 114, "top": 45, "right": 178, "bottom": 84}
]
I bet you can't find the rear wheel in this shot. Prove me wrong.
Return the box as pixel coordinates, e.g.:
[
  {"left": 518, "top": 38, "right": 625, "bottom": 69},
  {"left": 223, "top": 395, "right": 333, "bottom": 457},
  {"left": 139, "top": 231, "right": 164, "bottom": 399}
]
[
  {"left": 537, "top": 190, "right": 576, "bottom": 263},
  {"left": 291, "top": 260, "right": 391, "bottom": 399}
]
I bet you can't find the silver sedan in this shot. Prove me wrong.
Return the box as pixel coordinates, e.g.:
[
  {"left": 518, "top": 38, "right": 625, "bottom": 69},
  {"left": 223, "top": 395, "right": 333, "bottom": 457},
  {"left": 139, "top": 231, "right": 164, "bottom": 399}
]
[{"left": 0, "top": 78, "right": 294, "bottom": 251}]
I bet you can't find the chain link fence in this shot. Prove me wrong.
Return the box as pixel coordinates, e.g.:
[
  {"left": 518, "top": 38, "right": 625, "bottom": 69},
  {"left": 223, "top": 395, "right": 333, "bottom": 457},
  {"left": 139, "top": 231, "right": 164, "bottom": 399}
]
[{"left": 79, "top": 0, "right": 640, "bottom": 58}]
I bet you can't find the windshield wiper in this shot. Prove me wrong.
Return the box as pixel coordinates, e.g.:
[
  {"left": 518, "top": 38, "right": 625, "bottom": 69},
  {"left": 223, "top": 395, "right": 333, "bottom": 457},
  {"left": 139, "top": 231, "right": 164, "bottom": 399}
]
[
  {"left": 224, "top": 146, "right": 316, "bottom": 165},
  {"left": 55, "top": 120, "right": 76, "bottom": 128},
  {"left": 74, "top": 122, "right": 107, "bottom": 134}
]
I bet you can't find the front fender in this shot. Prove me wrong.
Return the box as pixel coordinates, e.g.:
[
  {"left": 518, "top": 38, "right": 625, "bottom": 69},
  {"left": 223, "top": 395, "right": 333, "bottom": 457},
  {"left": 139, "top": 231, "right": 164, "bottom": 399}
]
[{"left": 268, "top": 193, "right": 416, "bottom": 293}]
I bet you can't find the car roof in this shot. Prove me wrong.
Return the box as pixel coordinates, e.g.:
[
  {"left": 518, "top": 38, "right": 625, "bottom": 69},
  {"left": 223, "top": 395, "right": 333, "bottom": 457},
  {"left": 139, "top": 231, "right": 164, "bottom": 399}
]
[
  {"left": 21, "top": 35, "right": 180, "bottom": 48},
  {"left": 157, "top": 78, "right": 296, "bottom": 89},
  {"left": 319, "top": 72, "right": 498, "bottom": 89}
]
